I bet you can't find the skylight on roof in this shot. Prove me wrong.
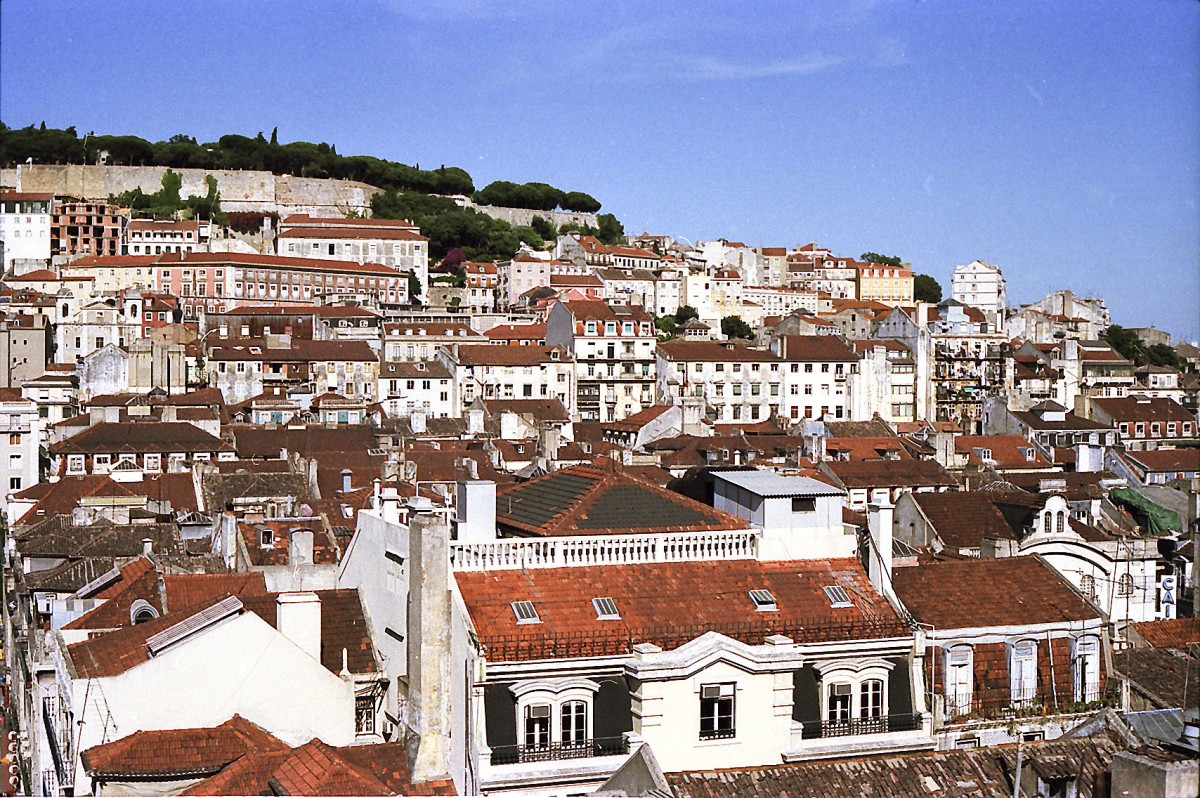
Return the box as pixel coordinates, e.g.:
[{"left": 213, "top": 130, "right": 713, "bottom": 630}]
[
  {"left": 748, "top": 589, "right": 777, "bottom": 612},
  {"left": 822, "top": 585, "right": 852, "bottom": 608},
  {"left": 592, "top": 597, "right": 620, "bottom": 620},
  {"left": 511, "top": 600, "right": 540, "bottom": 624}
]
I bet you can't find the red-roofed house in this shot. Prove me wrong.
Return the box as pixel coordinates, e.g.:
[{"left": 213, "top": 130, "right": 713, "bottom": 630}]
[{"left": 277, "top": 214, "right": 429, "bottom": 299}]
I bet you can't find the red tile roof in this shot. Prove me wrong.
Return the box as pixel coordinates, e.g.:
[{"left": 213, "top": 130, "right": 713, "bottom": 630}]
[
  {"left": 81, "top": 715, "right": 285, "bottom": 779},
  {"left": 452, "top": 344, "right": 567, "bottom": 366},
  {"left": 12, "top": 473, "right": 199, "bottom": 526},
  {"left": 68, "top": 589, "right": 376, "bottom": 678},
  {"left": 1131, "top": 618, "right": 1200, "bottom": 650},
  {"left": 159, "top": 251, "right": 404, "bottom": 277},
  {"left": 495, "top": 462, "right": 748, "bottom": 536},
  {"left": 657, "top": 341, "right": 780, "bottom": 363},
  {"left": 238, "top": 520, "right": 338, "bottom": 566},
  {"left": 775, "top": 335, "right": 859, "bottom": 362},
  {"left": 457, "top": 558, "right": 909, "bottom": 661},
  {"left": 278, "top": 226, "right": 427, "bottom": 242},
  {"left": 825, "top": 459, "right": 957, "bottom": 489},
  {"left": 892, "top": 556, "right": 1099, "bottom": 629},
  {"left": 910, "top": 492, "right": 1020, "bottom": 549},
  {"left": 484, "top": 322, "right": 546, "bottom": 341},
  {"left": 955, "top": 435, "right": 1055, "bottom": 469},
  {"left": 48, "top": 421, "right": 233, "bottom": 455}
]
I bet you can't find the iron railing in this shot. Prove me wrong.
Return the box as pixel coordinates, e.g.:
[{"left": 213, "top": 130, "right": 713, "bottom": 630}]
[
  {"left": 489, "top": 736, "right": 629, "bottom": 766},
  {"left": 798, "top": 712, "right": 924, "bottom": 739},
  {"left": 479, "top": 615, "right": 912, "bottom": 662}
]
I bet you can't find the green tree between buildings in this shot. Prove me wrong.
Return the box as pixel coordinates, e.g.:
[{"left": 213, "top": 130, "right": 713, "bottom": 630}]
[
  {"left": 913, "top": 274, "right": 943, "bottom": 303},
  {"left": 721, "top": 315, "right": 754, "bottom": 340},
  {"left": 861, "top": 252, "right": 903, "bottom": 267}
]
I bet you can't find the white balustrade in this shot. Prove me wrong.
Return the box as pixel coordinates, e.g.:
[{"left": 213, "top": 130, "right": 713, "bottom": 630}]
[{"left": 450, "top": 530, "right": 760, "bottom": 570}]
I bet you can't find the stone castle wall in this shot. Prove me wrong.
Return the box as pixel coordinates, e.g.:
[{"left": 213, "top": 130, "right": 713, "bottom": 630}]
[{"left": 1, "top": 164, "right": 377, "bottom": 216}]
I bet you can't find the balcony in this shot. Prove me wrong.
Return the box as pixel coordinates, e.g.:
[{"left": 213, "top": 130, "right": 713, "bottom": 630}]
[
  {"left": 451, "top": 530, "right": 761, "bottom": 571},
  {"left": 42, "top": 696, "right": 73, "bottom": 789},
  {"left": 489, "top": 736, "right": 629, "bottom": 766},
  {"left": 786, "top": 713, "right": 931, "bottom": 761}
]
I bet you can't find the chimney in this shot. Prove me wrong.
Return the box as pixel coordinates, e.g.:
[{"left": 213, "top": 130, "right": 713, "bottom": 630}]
[
  {"left": 455, "top": 480, "right": 496, "bottom": 543},
  {"left": 142, "top": 538, "right": 154, "bottom": 556},
  {"left": 467, "top": 407, "right": 484, "bottom": 436},
  {"left": 867, "top": 501, "right": 895, "bottom": 600},
  {"left": 410, "top": 409, "right": 427, "bottom": 435},
  {"left": 289, "top": 528, "right": 314, "bottom": 565},
  {"left": 407, "top": 510, "right": 453, "bottom": 785},
  {"left": 537, "top": 426, "right": 561, "bottom": 465},
  {"left": 379, "top": 486, "right": 402, "bottom": 524},
  {"left": 161, "top": 405, "right": 177, "bottom": 422},
  {"left": 340, "top": 468, "right": 353, "bottom": 494},
  {"left": 276, "top": 592, "right": 322, "bottom": 662}
]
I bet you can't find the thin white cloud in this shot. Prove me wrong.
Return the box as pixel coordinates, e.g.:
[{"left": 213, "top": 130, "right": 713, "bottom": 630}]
[{"left": 672, "top": 54, "right": 844, "bottom": 81}]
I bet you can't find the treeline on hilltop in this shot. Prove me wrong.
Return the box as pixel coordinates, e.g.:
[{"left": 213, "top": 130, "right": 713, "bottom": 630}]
[{"left": 0, "top": 122, "right": 603, "bottom": 212}]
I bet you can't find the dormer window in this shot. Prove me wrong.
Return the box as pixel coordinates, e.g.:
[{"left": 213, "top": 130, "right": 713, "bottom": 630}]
[{"left": 259, "top": 526, "right": 274, "bottom": 547}]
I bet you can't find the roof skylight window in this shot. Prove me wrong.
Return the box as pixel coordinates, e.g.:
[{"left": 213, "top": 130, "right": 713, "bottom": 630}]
[
  {"left": 592, "top": 597, "right": 620, "bottom": 620},
  {"left": 748, "top": 589, "right": 777, "bottom": 612},
  {"left": 822, "top": 585, "right": 853, "bottom": 608},
  {"left": 511, "top": 600, "right": 540, "bottom": 624}
]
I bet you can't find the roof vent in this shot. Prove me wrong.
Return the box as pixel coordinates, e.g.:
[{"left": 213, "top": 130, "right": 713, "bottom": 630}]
[
  {"left": 822, "top": 585, "right": 853, "bottom": 608},
  {"left": 748, "top": 589, "right": 777, "bottom": 612},
  {"left": 592, "top": 597, "right": 620, "bottom": 620},
  {"left": 511, "top": 600, "right": 540, "bottom": 624}
]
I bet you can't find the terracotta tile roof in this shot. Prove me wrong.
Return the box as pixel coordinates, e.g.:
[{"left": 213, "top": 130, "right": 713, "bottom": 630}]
[
  {"left": 383, "top": 321, "right": 482, "bottom": 338},
  {"left": 495, "top": 462, "right": 748, "bottom": 536},
  {"left": 657, "top": 341, "right": 780, "bottom": 363},
  {"left": 65, "top": 558, "right": 268, "bottom": 631},
  {"left": 229, "top": 424, "right": 378, "bottom": 458},
  {"left": 1093, "top": 396, "right": 1194, "bottom": 424},
  {"left": 549, "top": 273, "right": 604, "bottom": 287},
  {"left": 775, "top": 335, "right": 859, "bottom": 362},
  {"left": 68, "top": 588, "right": 376, "bottom": 678},
  {"left": 824, "top": 459, "right": 957, "bottom": 489},
  {"left": 278, "top": 225, "right": 427, "bottom": 242},
  {"left": 451, "top": 344, "right": 567, "bottom": 366},
  {"left": 1122, "top": 447, "right": 1200, "bottom": 477},
  {"left": 15, "top": 517, "right": 192, "bottom": 560},
  {"left": 457, "top": 558, "right": 910, "bottom": 661},
  {"left": 159, "top": 251, "right": 404, "bottom": 277},
  {"left": 602, "top": 404, "right": 672, "bottom": 432},
  {"left": 910, "top": 492, "right": 1021, "bottom": 548},
  {"left": 483, "top": 322, "right": 546, "bottom": 341},
  {"left": 1132, "top": 618, "right": 1200, "bottom": 650},
  {"left": 562, "top": 299, "right": 652, "bottom": 322},
  {"left": 180, "top": 737, "right": 455, "bottom": 797},
  {"left": 480, "top": 397, "right": 570, "bottom": 423},
  {"left": 1009, "top": 408, "right": 1112, "bottom": 431},
  {"left": 892, "top": 556, "right": 1098, "bottom": 629},
  {"left": 48, "top": 421, "right": 233, "bottom": 455},
  {"left": 221, "top": 304, "right": 380, "bottom": 318},
  {"left": 81, "top": 715, "right": 286, "bottom": 779},
  {"left": 955, "top": 434, "right": 1055, "bottom": 469},
  {"left": 281, "top": 213, "right": 418, "bottom": 229},
  {"left": 1111, "top": 648, "right": 1200, "bottom": 709},
  {"left": 667, "top": 726, "right": 1121, "bottom": 797},
  {"left": 238, "top": 520, "right": 338, "bottom": 567},
  {"left": 824, "top": 436, "right": 912, "bottom": 462},
  {"left": 13, "top": 473, "right": 199, "bottom": 527},
  {"left": 207, "top": 337, "right": 377, "bottom": 362}
]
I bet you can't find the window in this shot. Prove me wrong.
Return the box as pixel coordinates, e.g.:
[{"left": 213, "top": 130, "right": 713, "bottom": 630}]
[
  {"left": 792, "top": 497, "right": 816, "bottom": 513},
  {"left": 699, "top": 683, "right": 735, "bottom": 739},
  {"left": 826, "top": 682, "right": 852, "bottom": 722},
  {"left": 822, "top": 585, "right": 852, "bottom": 608},
  {"left": 859, "top": 679, "right": 884, "bottom": 719},
  {"left": 524, "top": 704, "right": 551, "bottom": 748},
  {"left": 356, "top": 695, "right": 377, "bottom": 735},
  {"left": 592, "top": 597, "right": 620, "bottom": 620},
  {"left": 946, "top": 646, "right": 973, "bottom": 717},
  {"left": 1072, "top": 636, "right": 1100, "bottom": 703},
  {"left": 1009, "top": 640, "right": 1037, "bottom": 706},
  {"left": 560, "top": 701, "right": 587, "bottom": 745},
  {"left": 1117, "top": 573, "right": 1134, "bottom": 596},
  {"left": 748, "top": 589, "right": 777, "bottom": 611},
  {"left": 512, "top": 600, "right": 540, "bottom": 624},
  {"left": 1080, "top": 574, "right": 1096, "bottom": 600}
]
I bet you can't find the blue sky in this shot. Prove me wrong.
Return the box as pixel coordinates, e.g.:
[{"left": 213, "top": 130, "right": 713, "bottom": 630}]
[{"left": 3, "top": 0, "right": 1198, "bottom": 339}]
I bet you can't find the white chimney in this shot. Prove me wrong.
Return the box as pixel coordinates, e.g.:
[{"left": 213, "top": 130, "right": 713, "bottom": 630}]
[
  {"left": 289, "top": 528, "right": 314, "bottom": 565},
  {"left": 379, "top": 486, "right": 402, "bottom": 525},
  {"left": 142, "top": 538, "right": 153, "bottom": 556},
  {"left": 410, "top": 409, "right": 427, "bottom": 434},
  {"left": 276, "top": 592, "right": 322, "bottom": 662},
  {"left": 867, "top": 501, "right": 895, "bottom": 600},
  {"left": 467, "top": 407, "right": 484, "bottom": 436},
  {"left": 407, "top": 511, "right": 453, "bottom": 784},
  {"left": 340, "top": 468, "right": 353, "bottom": 493},
  {"left": 456, "top": 480, "right": 496, "bottom": 542}
]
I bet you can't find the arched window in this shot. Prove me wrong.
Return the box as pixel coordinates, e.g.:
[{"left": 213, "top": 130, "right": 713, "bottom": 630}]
[
  {"left": 561, "top": 701, "right": 587, "bottom": 745},
  {"left": 1080, "top": 574, "right": 1096, "bottom": 599},
  {"left": 1117, "top": 573, "right": 1134, "bottom": 596},
  {"left": 1055, "top": 511, "right": 1065, "bottom": 533},
  {"left": 1042, "top": 512, "right": 1052, "bottom": 532}
]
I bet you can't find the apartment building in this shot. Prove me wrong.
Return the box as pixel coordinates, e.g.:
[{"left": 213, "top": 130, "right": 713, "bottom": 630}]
[
  {"left": 545, "top": 301, "right": 656, "bottom": 422},
  {"left": 773, "top": 335, "right": 861, "bottom": 422},
  {"left": 951, "top": 260, "right": 1007, "bottom": 327},
  {"left": 377, "top": 360, "right": 457, "bottom": 420},
  {"left": 126, "top": 218, "right": 209, "bottom": 255},
  {"left": 657, "top": 340, "right": 783, "bottom": 424},
  {"left": 437, "top": 344, "right": 575, "bottom": 416},
  {"left": 206, "top": 335, "right": 380, "bottom": 405},
  {"left": 50, "top": 199, "right": 125, "bottom": 258},
  {"left": 0, "top": 191, "right": 53, "bottom": 268},
  {"left": 857, "top": 263, "right": 914, "bottom": 304},
  {"left": 927, "top": 300, "right": 1008, "bottom": 434},
  {"left": 0, "top": 312, "right": 50, "bottom": 387},
  {"left": 276, "top": 214, "right": 429, "bottom": 300},
  {"left": 1, "top": 388, "right": 40, "bottom": 502}
]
